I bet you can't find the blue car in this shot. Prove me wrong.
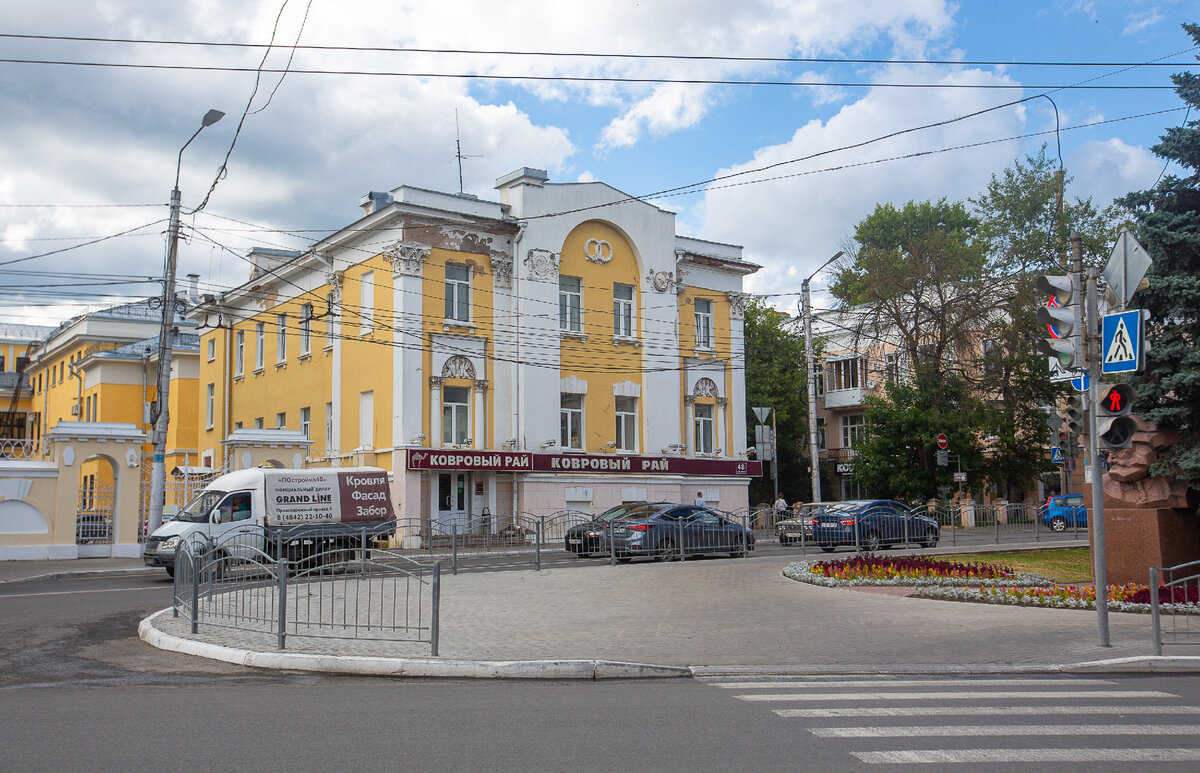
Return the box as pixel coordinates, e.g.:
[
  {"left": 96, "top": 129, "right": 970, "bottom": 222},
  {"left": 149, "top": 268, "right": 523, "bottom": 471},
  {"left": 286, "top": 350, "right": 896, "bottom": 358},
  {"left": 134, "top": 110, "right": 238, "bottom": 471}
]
[{"left": 1044, "top": 495, "right": 1087, "bottom": 532}]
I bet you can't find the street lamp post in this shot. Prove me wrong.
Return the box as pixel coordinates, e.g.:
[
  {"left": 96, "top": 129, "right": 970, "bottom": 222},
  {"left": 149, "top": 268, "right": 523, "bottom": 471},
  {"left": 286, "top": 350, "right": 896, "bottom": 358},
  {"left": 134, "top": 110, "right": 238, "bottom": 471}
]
[{"left": 148, "top": 109, "right": 224, "bottom": 535}]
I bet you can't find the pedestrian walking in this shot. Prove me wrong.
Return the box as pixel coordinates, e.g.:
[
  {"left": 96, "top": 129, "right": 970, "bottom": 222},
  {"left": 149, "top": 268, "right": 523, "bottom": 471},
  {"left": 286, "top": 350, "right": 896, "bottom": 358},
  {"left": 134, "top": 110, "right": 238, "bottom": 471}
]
[{"left": 693, "top": 491, "right": 706, "bottom": 507}]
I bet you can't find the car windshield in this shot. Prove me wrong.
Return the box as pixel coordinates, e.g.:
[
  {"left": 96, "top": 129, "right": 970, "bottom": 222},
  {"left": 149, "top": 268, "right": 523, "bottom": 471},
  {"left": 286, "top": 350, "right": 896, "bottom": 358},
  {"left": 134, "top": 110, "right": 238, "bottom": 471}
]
[
  {"left": 596, "top": 503, "right": 647, "bottom": 523},
  {"left": 795, "top": 504, "right": 836, "bottom": 518},
  {"left": 173, "top": 490, "right": 226, "bottom": 523}
]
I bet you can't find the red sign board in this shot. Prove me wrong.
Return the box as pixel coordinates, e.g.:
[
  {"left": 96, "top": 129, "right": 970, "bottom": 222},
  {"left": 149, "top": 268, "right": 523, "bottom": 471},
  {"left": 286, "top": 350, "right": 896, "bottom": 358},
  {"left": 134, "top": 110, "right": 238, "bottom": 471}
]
[
  {"left": 404, "top": 449, "right": 762, "bottom": 477},
  {"left": 936, "top": 434, "right": 949, "bottom": 450}
]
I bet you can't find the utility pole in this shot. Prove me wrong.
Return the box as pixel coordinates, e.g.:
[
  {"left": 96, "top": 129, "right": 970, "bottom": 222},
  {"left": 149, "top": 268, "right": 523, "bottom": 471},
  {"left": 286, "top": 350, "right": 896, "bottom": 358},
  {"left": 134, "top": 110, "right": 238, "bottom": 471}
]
[
  {"left": 803, "top": 277, "right": 821, "bottom": 502},
  {"left": 1080, "top": 231, "right": 1110, "bottom": 647},
  {"left": 148, "top": 109, "right": 224, "bottom": 535}
]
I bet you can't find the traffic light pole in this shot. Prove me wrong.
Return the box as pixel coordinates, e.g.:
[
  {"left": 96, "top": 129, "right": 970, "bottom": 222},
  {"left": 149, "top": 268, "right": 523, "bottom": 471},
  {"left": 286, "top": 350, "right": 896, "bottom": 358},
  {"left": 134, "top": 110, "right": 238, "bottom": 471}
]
[{"left": 1082, "top": 247, "right": 1110, "bottom": 647}]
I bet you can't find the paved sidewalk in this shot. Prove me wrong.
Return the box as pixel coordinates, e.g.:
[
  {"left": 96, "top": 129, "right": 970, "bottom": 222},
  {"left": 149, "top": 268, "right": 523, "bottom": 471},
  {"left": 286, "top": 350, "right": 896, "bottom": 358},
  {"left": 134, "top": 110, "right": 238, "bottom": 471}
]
[{"left": 8, "top": 544, "right": 1200, "bottom": 678}]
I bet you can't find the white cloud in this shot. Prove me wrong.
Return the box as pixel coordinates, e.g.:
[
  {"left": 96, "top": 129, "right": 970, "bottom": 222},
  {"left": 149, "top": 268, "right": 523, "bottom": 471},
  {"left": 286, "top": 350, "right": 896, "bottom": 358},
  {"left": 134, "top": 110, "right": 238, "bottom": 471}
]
[{"left": 1067, "top": 138, "right": 1161, "bottom": 209}]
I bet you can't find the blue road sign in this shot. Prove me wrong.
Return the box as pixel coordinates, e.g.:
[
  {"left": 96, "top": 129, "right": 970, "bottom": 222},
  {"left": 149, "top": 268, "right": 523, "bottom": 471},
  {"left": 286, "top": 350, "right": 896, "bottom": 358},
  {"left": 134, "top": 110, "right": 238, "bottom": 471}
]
[
  {"left": 1072, "top": 373, "right": 1089, "bottom": 392},
  {"left": 1102, "top": 310, "right": 1141, "bottom": 374},
  {"left": 1050, "top": 447, "right": 1064, "bottom": 464}
]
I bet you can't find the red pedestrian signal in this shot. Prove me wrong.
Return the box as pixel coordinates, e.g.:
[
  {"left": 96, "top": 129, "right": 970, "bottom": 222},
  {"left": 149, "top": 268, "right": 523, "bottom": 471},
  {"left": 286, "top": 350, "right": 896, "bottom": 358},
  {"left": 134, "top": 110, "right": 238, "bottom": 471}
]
[{"left": 1096, "top": 383, "right": 1137, "bottom": 450}]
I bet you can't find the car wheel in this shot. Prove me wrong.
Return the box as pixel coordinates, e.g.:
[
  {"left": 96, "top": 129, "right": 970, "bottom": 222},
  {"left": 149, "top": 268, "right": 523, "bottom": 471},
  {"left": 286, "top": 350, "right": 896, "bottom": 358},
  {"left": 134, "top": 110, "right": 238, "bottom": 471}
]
[
  {"left": 1049, "top": 516, "right": 1068, "bottom": 532},
  {"left": 573, "top": 551, "right": 589, "bottom": 559},
  {"left": 864, "top": 532, "right": 881, "bottom": 552},
  {"left": 820, "top": 546, "right": 836, "bottom": 553},
  {"left": 730, "top": 540, "right": 747, "bottom": 558},
  {"left": 921, "top": 535, "right": 939, "bottom": 549},
  {"left": 165, "top": 566, "right": 175, "bottom": 579},
  {"left": 656, "top": 537, "right": 679, "bottom": 561},
  {"left": 616, "top": 557, "right": 633, "bottom": 564}
]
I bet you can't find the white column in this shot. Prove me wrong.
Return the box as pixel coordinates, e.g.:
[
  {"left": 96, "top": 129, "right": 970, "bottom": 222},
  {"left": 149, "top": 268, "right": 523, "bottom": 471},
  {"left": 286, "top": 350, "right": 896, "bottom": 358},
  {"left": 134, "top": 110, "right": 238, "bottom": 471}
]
[
  {"left": 684, "top": 396, "right": 695, "bottom": 456},
  {"left": 429, "top": 377, "right": 442, "bottom": 448},
  {"left": 716, "top": 397, "right": 727, "bottom": 457},
  {"left": 473, "top": 380, "right": 487, "bottom": 449}
]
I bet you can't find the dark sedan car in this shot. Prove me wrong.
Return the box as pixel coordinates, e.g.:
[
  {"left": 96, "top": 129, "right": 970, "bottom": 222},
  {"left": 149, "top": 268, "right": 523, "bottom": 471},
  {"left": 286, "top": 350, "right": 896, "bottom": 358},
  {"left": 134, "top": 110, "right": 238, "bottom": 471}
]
[
  {"left": 564, "top": 502, "right": 663, "bottom": 557},
  {"left": 811, "top": 499, "right": 939, "bottom": 552},
  {"left": 611, "top": 504, "right": 755, "bottom": 561}
]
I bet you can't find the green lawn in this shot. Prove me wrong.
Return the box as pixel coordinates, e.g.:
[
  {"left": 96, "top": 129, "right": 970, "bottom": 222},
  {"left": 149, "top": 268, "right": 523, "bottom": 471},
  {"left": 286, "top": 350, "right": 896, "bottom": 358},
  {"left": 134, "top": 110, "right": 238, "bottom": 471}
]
[{"left": 934, "top": 548, "right": 1093, "bottom": 583}]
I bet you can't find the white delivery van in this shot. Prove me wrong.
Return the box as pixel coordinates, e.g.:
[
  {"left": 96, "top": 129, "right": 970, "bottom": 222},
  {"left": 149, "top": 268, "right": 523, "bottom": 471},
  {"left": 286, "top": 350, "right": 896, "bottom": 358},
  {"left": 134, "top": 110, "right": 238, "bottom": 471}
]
[{"left": 143, "top": 467, "right": 396, "bottom": 577}]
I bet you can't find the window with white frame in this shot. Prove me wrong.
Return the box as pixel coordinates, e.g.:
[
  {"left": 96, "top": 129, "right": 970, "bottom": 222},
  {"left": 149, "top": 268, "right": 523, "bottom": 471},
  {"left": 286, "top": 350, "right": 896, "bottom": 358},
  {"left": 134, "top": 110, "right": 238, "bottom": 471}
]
[
  {"left": 841, "top": 413, "right": 865, "bottom": 448},
  {"left": 442, "top": 386, "right": 470, "bottom": 445},
  {"left": 360, "top": 271, "right": 375, "bottom": 334},
  {"left": 234, "top": 421, "right": 243, "bottom": 430},
  {"left": 559, "top": 276, "right": 582, "bottom": 332},
  {"left": 359, "top": 390, "right": 374, "bottom": 448},
  {"left": 234, "top": 331, "right": 245, "bottom": 377},
  {"left": 206, "top": 338, "right": 215, "bottom": 362},
  {"left": 276, "top": 313, "right": 287, "bottom": 362},
  {"left": 205, "top": 383, "right": 215, "bottom": 429},
  {"left": 301, "top": 406, "right": 311, "bottom": 439},
  {"left": 560, "top": 394, "right": 583, "bottom": 449},
  {"left": 816, "top": 417, "right": 826, "bottom": 450},
  {"left": 885, "top": 352, "right": 902, "bottom": 384},
  {"left": 324, "top": 402, "right": 333, "bottom": 451},
  {"left": 826, "top": 357, "right": 866, "bottom": 391},
  {"left": 254, "top": 417, "right": 263, "bottom": 429},
  {"left": 325, "top": 293, "right": 335, "bottom": 347},
  {"left": 694, "top": 298, "right": 713, "bottom": 349},
  {"left": 300, "top": 303, "right": 312, "bottom": 355},
  {"left": 615, "top": 395, "right": 637, "bottom": 452},
  {"left": 693, "top": 403, "right": 714, "bottom": 454},
  {"left": 276, "top": 411, "right": 286, "bottom": 429},
  {"left": 613, "top": 284, "right": 634, "bottom": 338},
  {"left": 445, "top": 264, "right": 471, "bottom": 323},
  {"left": 254, "top": 322, "right": 264, "bottom": 370}
]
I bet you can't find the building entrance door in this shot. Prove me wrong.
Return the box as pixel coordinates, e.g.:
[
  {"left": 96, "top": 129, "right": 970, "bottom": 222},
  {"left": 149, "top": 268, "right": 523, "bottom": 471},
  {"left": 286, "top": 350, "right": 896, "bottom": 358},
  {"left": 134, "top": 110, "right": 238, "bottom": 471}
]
[{"left": 436, "top": 472, "right": 469, "bottom": 534}]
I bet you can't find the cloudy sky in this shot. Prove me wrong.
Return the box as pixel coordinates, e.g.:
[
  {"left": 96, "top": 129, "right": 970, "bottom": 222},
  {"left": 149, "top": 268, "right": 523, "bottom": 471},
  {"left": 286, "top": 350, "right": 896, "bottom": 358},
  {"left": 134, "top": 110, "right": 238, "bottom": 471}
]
[{"left": 0, "top": 0, "right": 1194, "bottom": 324}]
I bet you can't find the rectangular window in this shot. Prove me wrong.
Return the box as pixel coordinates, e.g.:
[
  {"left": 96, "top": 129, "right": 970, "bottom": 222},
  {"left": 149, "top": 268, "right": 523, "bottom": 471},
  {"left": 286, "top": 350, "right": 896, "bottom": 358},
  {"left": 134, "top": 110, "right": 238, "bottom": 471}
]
[
  {"left": 254, "top": 322, "right": 264, "bottom": 370},
  {"left": 816, "top": 417, "right": 826, "bottom": 450},
  {"left": 559, "top": 276, "right": 582, "bottom": 332},
  {"left": 276, "top": 314, "right": 287, "bottom": 362},
  {"left": 206, "top": 339, "right": 215, "bottom": 362},
  {"left": 254, "top": 417, "right": 263, "bottom": 429},
  {"left": 826, "top": 357, "right": 866, "bottom": 391},
  {"left": 560, "top": 394, "right": 583, "bottom": 449},
  {"left": 235, "top": 331, "right": 245, "bottom": 377},
  {"left": 234, "top": 421, "right": 243, "bottom": 430},
  {"left": 361, "top": 271, "right": 375, "bottom": 334},
  {"left": 694, "top": 298, "right": 713, "bottom": 349},
  {"left": 982, "top": 339, "right": 1000, "bottom": 375},
  {"left": 445, "top": 264, "right": 471, "bottom": 323},
  {"left": 615, "top": 396, "right": 637, "bottom": 452},
  {"left": 301, "top": 406, "right": 311, "bottom": 439},
  {"left": 325, "top": 402, "right": 334, "bottom": 451},
  {"left": 442, "top": 386, "right": 470, "bottom": 445},
  {"left": 693, "top": 402, "right": 714, "bottom": 454},
  {"left": 205, "top": 383, "right": 215, "bottom": 429},
  {"left": 300, "top": 303, "right": 312, "bottom": 355},
  {"left": 359, "top": 390, "right": 374, "bottom": 448},
  {"left": 841, "top": 414, "right": 865, "bottom": 448},
  {"left": 613, "top": 284, "right": 634, "bottom": 338},
  {"left": 885, "top": 352, "right": 901, "bottom": 384},
  {"left": 276, "top": 412, "right": 286, "bottom": 429}
]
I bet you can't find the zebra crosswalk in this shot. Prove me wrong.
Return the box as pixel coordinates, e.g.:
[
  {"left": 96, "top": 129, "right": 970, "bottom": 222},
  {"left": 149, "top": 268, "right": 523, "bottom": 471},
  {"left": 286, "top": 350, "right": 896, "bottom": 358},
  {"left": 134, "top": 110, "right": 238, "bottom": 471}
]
[{"left": 701, "top": 674, "right": 1200, "bottom": 767}]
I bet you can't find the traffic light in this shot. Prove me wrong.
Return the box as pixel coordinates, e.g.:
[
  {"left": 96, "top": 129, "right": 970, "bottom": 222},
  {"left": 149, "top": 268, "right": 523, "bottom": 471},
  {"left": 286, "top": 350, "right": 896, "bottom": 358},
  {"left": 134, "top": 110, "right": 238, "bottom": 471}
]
[
  {"left": 1036, "top": 274, "right": 1082, "bottom": 368},
  {"left": 1066, "top": 394, "right": 1087, "bottom": 436},
  {"left": 1096, "top": 382, "right": 1137, "bottom": 450}
]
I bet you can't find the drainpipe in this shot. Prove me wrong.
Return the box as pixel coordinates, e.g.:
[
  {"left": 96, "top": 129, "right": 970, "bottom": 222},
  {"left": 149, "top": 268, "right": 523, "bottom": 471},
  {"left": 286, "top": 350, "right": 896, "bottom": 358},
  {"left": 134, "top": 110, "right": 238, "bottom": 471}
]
[
  {"left": 511, "top": 222, "right": 526, "bottom": 450},
  {"left": 223, "top": 319, "right": 232, "bottom": 467}
]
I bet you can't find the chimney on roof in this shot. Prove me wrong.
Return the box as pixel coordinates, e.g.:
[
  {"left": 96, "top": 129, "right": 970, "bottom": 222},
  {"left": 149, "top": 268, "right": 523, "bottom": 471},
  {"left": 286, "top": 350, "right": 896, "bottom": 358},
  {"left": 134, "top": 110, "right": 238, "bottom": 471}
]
[
  {"left": 494, "top": 167, "right": 548, "bottom": 191},
  {"left": 359, "top": 191, "right": 393, "bottom": 215}
]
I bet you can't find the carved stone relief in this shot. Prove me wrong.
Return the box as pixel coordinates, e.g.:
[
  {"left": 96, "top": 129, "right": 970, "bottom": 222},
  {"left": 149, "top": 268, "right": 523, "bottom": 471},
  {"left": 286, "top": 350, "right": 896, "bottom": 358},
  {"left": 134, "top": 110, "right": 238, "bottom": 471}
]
[
  {"left": 585, "top": 238, "right": 614, "bottom": 264},
  {"left": 693, "top": 377, "right": 720, "bottom": 398},
  {"left": 385, "top": 241, "right": 431, "bottom": 278},
  {"left": 490, "top": 253, "right": 514, "bottom": 289},
  {"left": 727, "top": 291, "right": 750, "bottom": 320},
  {"left": 441, "top": 355, "right": 477, "bottom": 380},
  {"left": 524, "top": 248, "right": 559, "bottom": 280}
]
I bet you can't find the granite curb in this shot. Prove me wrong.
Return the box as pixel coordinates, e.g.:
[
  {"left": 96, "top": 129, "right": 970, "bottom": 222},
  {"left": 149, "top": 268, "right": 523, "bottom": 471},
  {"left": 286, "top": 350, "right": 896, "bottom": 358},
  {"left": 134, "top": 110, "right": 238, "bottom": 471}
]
[{"left": 139, "top": 608, "right": 1200, "bottom": 680}]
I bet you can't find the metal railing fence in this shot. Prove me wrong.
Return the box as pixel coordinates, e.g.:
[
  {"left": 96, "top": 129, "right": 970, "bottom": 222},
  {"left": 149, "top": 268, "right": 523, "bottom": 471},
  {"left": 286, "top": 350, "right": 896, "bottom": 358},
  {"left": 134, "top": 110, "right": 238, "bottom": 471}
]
[
  {"left": 172, "top": 526, "right": 440, "bottom": 654},
  {"left": 1150, "top": 560, "right": 1200, "bottom": 656}
]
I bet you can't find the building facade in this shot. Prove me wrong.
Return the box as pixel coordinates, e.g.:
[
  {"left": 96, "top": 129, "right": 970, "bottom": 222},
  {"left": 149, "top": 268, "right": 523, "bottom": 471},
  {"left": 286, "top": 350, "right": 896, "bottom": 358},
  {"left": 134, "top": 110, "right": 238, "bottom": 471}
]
[{"left": 192, "top": 168, "right": 761, "bottom": 528}]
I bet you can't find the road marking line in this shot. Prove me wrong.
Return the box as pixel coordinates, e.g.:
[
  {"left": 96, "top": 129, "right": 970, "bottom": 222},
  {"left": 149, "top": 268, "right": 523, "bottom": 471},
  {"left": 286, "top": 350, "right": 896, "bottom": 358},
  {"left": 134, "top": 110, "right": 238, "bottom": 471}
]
[
  {"left": 709, "top": 678, "right": 1115, "bottom": 689},
  {"left": 853, "top": 748, "right": 1200, "bottom": 764},
  {"left": 737, "top": 690, "right": 1177, "bottom": 701},
  {"left": 814, "top": 723, "right": 1200, "bottom": 738},
  {"left": 775, "top": 705, "right": 1200, "bottom": 718},
  {"left": 0, "top": 586, "right": 163, "bottom": 599}
]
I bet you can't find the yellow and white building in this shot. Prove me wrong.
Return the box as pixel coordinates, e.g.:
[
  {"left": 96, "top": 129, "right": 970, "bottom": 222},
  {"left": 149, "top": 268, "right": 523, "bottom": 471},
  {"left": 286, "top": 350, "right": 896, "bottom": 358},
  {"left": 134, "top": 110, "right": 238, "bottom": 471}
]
[{"left": 192, "top": 167, "right": 761, "bottom": 527}]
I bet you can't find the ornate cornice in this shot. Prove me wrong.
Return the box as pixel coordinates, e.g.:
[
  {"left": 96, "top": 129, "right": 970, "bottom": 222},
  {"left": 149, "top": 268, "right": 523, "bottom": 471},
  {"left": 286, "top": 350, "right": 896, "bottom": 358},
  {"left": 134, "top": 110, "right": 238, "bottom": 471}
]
[
  {"left": 490, "top": 253, "right": 513, "bottom": 289},
  {"left": 385, "top": 241, "right": 431, "bottom": 278},
  {"left": 727, "top": 291, "right": 750, "bottom": 319}
]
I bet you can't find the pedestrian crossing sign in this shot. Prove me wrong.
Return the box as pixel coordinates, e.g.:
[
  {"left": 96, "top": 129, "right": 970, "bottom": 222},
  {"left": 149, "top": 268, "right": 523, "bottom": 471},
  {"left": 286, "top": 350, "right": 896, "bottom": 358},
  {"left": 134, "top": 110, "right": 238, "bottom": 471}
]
[{"left": 1101, "top": 310, "right": 1141, "bottom": 374}]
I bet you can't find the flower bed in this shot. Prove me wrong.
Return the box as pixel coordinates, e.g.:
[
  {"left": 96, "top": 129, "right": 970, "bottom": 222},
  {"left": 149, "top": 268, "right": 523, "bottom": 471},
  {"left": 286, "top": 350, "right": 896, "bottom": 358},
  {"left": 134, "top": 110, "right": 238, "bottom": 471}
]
[
  {"left": 783, "top": 554, "right": 1050, "bottom": 588},
  {"left": 914, "top": 582, "right": 1200, "bottom": 615},
  {"left": 782, "top": 554, "right": 1200, "bottom": 615}
]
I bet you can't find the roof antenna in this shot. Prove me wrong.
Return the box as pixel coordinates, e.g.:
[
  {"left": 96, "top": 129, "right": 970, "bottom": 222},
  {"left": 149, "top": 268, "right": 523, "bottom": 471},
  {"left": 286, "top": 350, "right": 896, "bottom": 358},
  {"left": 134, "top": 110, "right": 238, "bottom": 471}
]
[{"left": 455, "top": 109, "right": 481, "bottom": 195}]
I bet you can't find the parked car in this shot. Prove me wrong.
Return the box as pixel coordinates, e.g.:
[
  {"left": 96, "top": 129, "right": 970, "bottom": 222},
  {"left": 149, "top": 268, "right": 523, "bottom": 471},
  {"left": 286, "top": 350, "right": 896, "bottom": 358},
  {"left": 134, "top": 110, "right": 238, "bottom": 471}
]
[
  {"left": 564, "top": 502, "right": 663, "bottom": 557},
  {"left": 775, "top": 503, "right": 839, "bottom": 546},
  {"left": 1043, "top": 494, "right": 1087, "bottom": 532},
  {"left": 810, "top": 500, "right": 940, "bottom": 552},
  {"left": 610, "top": 504, "right": 755, "bottom": 561}
]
